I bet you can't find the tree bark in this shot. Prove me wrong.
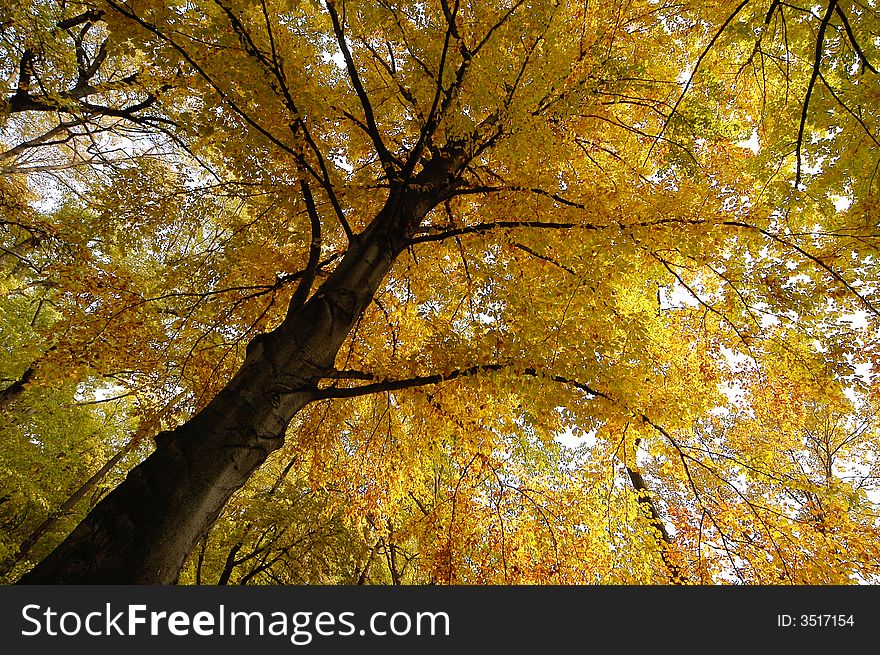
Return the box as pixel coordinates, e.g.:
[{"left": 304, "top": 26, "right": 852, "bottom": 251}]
[
  {"left": 0, "top": 435, "right": 138, "bottom": 577},
  {"left": 0, "top": 366, "right": 36, "bottom": 413},
  {"left": 19, "top": 154, "right": 464, "bottom": 584}
]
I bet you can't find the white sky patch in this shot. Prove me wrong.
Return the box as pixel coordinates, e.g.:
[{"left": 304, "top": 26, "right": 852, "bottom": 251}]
[
  {"left": 852, "top": 361, "right": 873, "bottom": 383},
  {"left": 784, "top": 272, "right": 811, "bottom": 287},
  {"left": 831, "top": 195, "right": 853, "bottom": 212},
  {"left": 33, "top": 184, "right": 67, "bottom": 213},
  {"left": 719, "top": 383, "right": 747, "bottom": 406},
  {"left": 718, "top": 348, "right": 755, "bottom": 415},
  {"left": 720, "top": 345, "right": 756, "bottom": 372},
  {"left": 322, "top": 50, "right": 346, "bottom": 69},
  {"left": 74, "top": 381, "right": 127, "bottom": 404},
  {"left": 330, "top": 153, "right": 354, "bottom": 173},
  {"left": 760, "top": 313, "right": 780, "bottom": 328},
  {"left": 839, "top": 310, "right": 869, "bottom": 329},
  {"left": 659, "top": 283, "right": 702, "bottom": 310},
  {"left": 555, "top": 426, "right": 597, "bottom": 450},
  {"left": 801, "top": 155, "right": 826, "bottom": 176},
  {"left": 737, "top": 130, "right": 760, "bottom": 154}
]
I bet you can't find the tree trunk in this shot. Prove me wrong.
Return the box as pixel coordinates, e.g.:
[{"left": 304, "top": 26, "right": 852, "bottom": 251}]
[
  {"left": 19, "top": 158, "right": 462, "bottom": 583},
  {"left": 0, "top": 434, "right": 138, "bottom": 577}
]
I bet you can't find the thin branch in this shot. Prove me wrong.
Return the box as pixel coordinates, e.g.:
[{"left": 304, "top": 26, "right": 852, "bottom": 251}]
[
  {"left": 512, "top": 242, "right": 577, "bottom": 276},
  {"left": 472, "top": 0, "right": 528, "bottom": 56},
  {"left": 817, "top": 70, "right": 880, "bottom": 147},
  {"left": 211, "top": 0, "right": 352, "bottom": 239},
  {"left": 646, "top": 0, "right": 750, "bottom": 163},
  {"left": 723, "top": 219, "right": 880, "bottom": 317},
  {"left": 103, "top": 1, "right": 305, "bottom": 170},
  {"left": 324, "top": 0, "right": 397, "bottom": 177},
  {"left": 455, "top": 184, "right": 593, "bottom": 210}
]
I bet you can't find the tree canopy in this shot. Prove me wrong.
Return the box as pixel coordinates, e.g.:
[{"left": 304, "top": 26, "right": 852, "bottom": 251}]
[{"left": 1, "top": 0, "right": 879, "bottom": 584}]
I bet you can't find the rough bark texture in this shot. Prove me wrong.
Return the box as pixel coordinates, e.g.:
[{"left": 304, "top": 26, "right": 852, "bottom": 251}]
[{"left": 19, "top": 155, "right": 464, "bottom": 584}]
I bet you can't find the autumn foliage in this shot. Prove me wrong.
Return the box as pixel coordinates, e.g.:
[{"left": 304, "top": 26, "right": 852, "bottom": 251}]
[{"left": 1, "top": 0, "right": 879, "bottom": 583}]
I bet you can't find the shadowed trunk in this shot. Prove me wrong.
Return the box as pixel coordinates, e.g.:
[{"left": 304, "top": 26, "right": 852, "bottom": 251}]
[
  {"left": 0, "top": 434, "right": 138, "bottom": 577},
  {"left": 19, "top": 154, "right": 464, "bottom": 584}
]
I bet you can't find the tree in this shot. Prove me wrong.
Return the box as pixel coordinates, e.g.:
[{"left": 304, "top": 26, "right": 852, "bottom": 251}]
[{"left": 1, "top": 0, "right": 878, "bottom": 584}]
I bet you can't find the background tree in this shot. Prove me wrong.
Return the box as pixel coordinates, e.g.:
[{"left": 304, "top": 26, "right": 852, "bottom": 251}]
[{"left": 1, "top": 0, "right": 878, "bottom": 584}]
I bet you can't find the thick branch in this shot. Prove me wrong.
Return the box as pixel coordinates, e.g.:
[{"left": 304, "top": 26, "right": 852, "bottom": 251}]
[
  {"left": 314, "top": 364, "right": 606, "bottom": 400},
  {"left": 410, "top": 220, "right": 581, "bottom": 245},
  {"left": 0, "top": 366, "right": 36, "bottom": 412},
  {"left": 57, "top": 9, "right": 105, "bottom": 31},
  {"left": 287, "top": 180, "right": 323, "bottom": 313},
  {"left": 795, "top": 0, "right": 839, "bottom": 187},
  {"left": 625, "top": 465, "right": 688, "bottom": 584},
  {"left": 835, "top": 4, "right": 877, "bottom": 74}
]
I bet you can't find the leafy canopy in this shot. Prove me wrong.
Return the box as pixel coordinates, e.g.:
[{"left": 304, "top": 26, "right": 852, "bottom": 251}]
[{"left": 2, "top": 0, "right": 880, "bottom": 584}]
